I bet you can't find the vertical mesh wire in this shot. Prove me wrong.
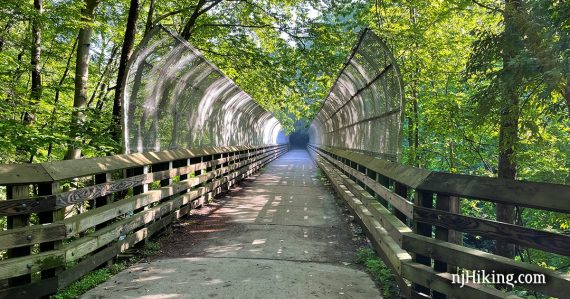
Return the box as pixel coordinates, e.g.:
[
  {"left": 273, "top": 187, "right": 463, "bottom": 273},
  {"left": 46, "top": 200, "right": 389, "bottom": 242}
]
[
  {"left": 309, "top": 28, "right": 405, "bottom": 161},
  {"left": 122, "top": 25, "right": 284, "bottom": 154}
]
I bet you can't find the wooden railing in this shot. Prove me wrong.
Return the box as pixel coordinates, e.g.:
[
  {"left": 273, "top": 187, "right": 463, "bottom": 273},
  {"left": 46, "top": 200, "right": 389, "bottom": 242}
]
[
  {"left": 309, "top": 144, "right": 570, "bottom": 299},
  {"left": 0, "top": 144, "right": 288, "bottom": 298}
]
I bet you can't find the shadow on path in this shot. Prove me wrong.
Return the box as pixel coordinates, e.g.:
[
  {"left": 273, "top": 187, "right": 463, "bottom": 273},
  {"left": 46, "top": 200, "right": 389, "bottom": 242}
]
[{"left": 81, "top": 150, "right": 382, "bottom": 299}]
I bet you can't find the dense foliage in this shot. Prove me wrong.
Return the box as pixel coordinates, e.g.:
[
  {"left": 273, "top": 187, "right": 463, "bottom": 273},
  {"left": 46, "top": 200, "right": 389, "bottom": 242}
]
[{"left": 0, "top": 0, "right": 568, "bottom": 294}]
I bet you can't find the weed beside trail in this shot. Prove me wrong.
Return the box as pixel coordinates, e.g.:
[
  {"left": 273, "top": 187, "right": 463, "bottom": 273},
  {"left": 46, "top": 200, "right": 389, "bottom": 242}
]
[
  {"left": 52, "top": 241, "right": 162, "bottom": 299},
  {"left": 356, "top": 247, "right": 399, "bottom": 298}
]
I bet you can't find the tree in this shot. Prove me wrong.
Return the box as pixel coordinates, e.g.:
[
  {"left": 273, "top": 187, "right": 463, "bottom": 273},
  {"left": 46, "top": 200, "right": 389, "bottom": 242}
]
[
  {"left": 26, "top": 0, "right": 42, "bottom": 125},
  {"left": 65, "top": 0, "right": 102, "bottom": 160},
  {"left": 495, "top": 0, "right": 523, "bottom": 259},
  {"left": 112, "top": 0, "right": 140, "bottom": 144}
]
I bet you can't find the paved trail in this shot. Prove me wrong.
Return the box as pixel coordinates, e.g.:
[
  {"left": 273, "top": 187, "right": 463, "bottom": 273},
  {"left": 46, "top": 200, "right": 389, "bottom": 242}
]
[{"left": 82, "top": 150, "right": 382, "bottom": 299}]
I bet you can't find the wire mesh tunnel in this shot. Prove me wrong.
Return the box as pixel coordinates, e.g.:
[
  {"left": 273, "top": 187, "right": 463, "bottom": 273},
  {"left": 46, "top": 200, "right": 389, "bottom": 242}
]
[
  {"left": 122, "top": 25, "right": 286, "bottom": 154},
  {"left": 309, "top": 28, "right": 405, "bottom": 161}
]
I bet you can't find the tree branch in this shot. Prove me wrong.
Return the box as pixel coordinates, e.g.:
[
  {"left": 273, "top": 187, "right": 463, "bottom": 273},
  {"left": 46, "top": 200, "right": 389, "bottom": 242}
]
[
  {"left": 180, "top": 0, "right": 223, "bottom": 39},
  {"left": 154, "top": 7, "right": 194, "bottom": 24},
  {"left": 471, "top": 0, "right": 503, "bottom": 13}
]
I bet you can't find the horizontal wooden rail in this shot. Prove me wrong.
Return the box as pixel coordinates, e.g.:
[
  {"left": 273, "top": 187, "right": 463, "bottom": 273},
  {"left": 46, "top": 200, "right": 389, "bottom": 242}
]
[
  {"left": 309, "top": 144, "right": 570, "bottom": 299},
  {"left": 0, "top": 144, "right": 288, "bottom": 298},
  {"left": 314, "top": 145, "right": 570, "bottom": 213},
  {"left": 0, "top": 145, "right": 270, "bottom": 184}
]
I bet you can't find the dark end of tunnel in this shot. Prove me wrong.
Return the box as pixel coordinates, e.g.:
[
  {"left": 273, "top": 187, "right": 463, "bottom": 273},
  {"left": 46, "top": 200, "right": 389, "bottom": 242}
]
[
  {"left": 288, "top": 131, "right": 309, "bottom": 149},
  {"left": 287, "top": 120, "right": 311, "bottom": 149}
]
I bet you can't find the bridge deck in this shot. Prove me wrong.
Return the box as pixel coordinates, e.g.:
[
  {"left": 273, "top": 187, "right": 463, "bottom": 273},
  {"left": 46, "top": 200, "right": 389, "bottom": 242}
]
[{"left": 81, "top": 150, "right": 382, "bottom": 298}]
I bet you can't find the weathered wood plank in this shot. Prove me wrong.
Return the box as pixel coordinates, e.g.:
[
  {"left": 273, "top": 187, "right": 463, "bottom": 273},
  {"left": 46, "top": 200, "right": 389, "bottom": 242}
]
[
  {"left": 58, "top": 152, "right": 272, "bottom": 236},
  {"left": 0, "top": 277, "right": 58, "bottom": 299},
  {"left": 312, "top": 151, "right": 412, "bottom": 293},
  {"left": 61, "top": 182, "right": 218, "bottom": 262},
  {"left": 59, "top": 151, "right": 279, "bottom": 262},
  {"left": 402, "top": 234, "right": 570, "bottom": 299},
  {"left": 0, "top": 164, "right": 53, "bottom": 185},
  {"left": 417, "top": 172, "right": 570, "bottom": 213},
  {"left": 374, "top": 172, "right": 389, "bottom": 207},
  {"left": 0, "top": 145, "right": 286, "bottom": 296},
  {"left": 62, "top": 190, "right": 163, "bottom": 236},
  {"left": 316, "top": 149, "right": 414, "bottom": 218},
  {"left": 0, "top": 148, "right": 283, "bottom": 216},
  {"left": 310, "top": 145, "right": 568, "bottom": 298},
  {"left": 0, "top": 223, "right": 66, "bottom": 250},
  {"left": 59, "top": 197, "right": 193, "bottom": 288},
  {"left": 53, "top": 162, "right": 201, "bottom": 208},
  {"left": 57, "top": 242, "right": 119, "bottom": 289},
  {"left": 0, "top": 196, "right": 56, "bottom": 216},
  {"left": 93, "top": 173, "right": 112, "bottom": 232},
  {"left": 311, "top": 145, "right": 432, "bottom": 188},
  {"left": 335, "top": 169, "right": 411, "bottom": 244},
  {"left": 42, "top": 145, "right": 281, "bottom": 181},
  {"left": 0, "top": 250, "right": 65, "bottom": 281},
  {"left": 393, "top": 182, "right": 409, "bottom": 226},
  {"left": 0, "top": 145, "right": 284, "bottom": 186},
  {"left": 401, "top": 262, "right": 521, "bottom": 299},
  {"left": 311, "top": 145, "right": 570, "bottom": 213},
  {"left": 414, "top": 206, "right": 570, "bottom": 256}
]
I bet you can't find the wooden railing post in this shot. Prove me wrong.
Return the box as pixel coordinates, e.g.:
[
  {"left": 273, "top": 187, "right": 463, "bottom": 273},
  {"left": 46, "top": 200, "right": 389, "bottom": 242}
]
[
  {"left": 131, "top": 166, "right": 148, "bottom": 195},
  {"left": 93, "top": 174, "right": 112, "bottom": 230},
  {"left": 177, "top": 158, "right": 190, "bottom": 195},
  {"left": 434, "top": 194, "right": 461, "bottom": 273},
  {"left": 448, "top": 196, "right": 462, "bottom": 248},
  {"left": 214, "top": 153, "right": 223, "bottom": 191},
  {"left": 393, "top": 182, "right": 408, "bottom": 224},
  {"left": 153, "top": 161, "right": 172, "bottom": 187},
  {"left": 207, "top": 154, "right": 214, "bottom": 174},
  {"left": 198, "top": 156, "right": 206, "bottom": 181},
  {"left": 374, "top": 173, "right": 389, "bottom": 207},
  {"left": 226, "top": 151, "right": 236, "bottom": 190},
  {"left": 413, "top": 190, "right": 433, "bottom": 296},
  {"left": 430, "top": 193, "right": 453, "bottom": 299},
  {"left": 129, "top": 166, "right": 148, "bottom": 214},
  {"left": 37, "top": 182, "right": 64, "bottom": 283},
  {"left": 6, "top": 185, "right": 31, "bottom": 287},
  {"left": 357, "top": 164, "right": 365, "bottom": 189},
  {"left": 189, "top": 156, "right": 204, "bottom": 210},
  {"left": 364, "top": 168, "right": 373, "bottom": 195}
]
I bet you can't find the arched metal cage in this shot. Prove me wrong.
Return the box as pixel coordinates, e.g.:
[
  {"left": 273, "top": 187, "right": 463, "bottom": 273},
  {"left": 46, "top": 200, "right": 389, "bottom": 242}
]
[
  {"left": 309, "top": 28, "right": 405, "bottom": 161},
  {"left": 122, "top": 25, "right": 286, "bottom": 154}
]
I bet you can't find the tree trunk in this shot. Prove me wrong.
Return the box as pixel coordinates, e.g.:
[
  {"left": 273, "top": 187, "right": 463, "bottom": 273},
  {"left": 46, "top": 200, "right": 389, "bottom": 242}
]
[
  {"left": 16, "top": 0, "right": 43, "bottom": 163},
  {"left": 46, "top": 38, "right": 77, "bottom": 159},
  {"left": 495, "top": 0, "right": 522, "bottom": 260},
  {"left": 408, "top": 7, "right": 420, "bottom": 168},
  {"left": 564, "top": 79, "right": 570, "bottom": 115},
  {"left": 112, "top": 0, "right": 140, "bottom": 146},
  {"left": 407, "top": 114, "right": 414, "bottom": 164},
  {"left": 143, "top": 0, "right": 155, "bottom": 38},
  {"left": 407, "top": 90, "right": 419, "bottom": 167},
  {"left": 64, "top": 0, "right": 101, "bottom": 160},
  {"left": 24, "top": 0, "right": 43, "bottom": 125},
  {"left": 180, "top": 0, "right": 207, "bottom": 39},
  {"left": 89, "top": 45, "right": 118, "bottom": 107},
  {"left": 412, "top": 93, "right": 419, "bottom": 167},
  {"left": 0, "top": 23, "right": 11, "bottom": 52}
]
